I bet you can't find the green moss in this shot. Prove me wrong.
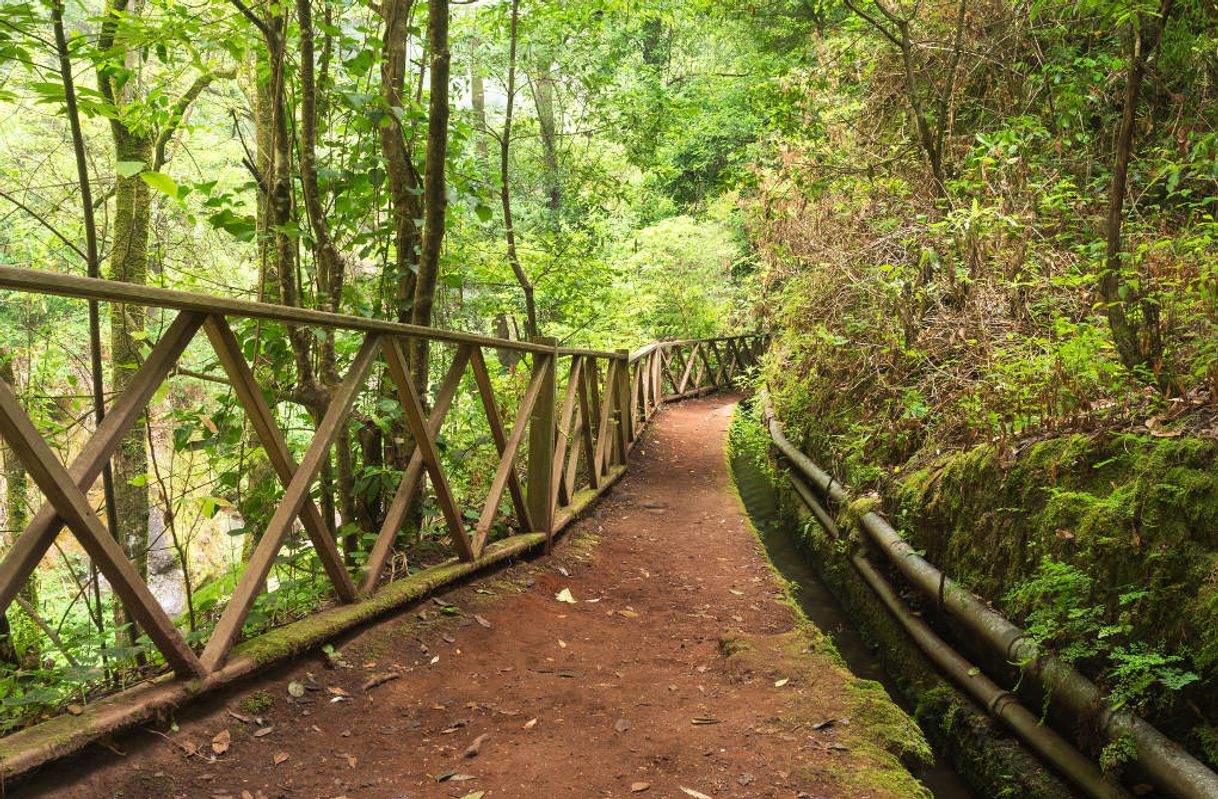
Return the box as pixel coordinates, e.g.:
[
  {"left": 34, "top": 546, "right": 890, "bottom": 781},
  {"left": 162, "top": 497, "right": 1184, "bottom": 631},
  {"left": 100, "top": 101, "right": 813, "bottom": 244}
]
[
  {"left": 845, "top": 679, "right": 933, "bottom": 766},
  {"left": 892, "top": 431, "right": 1218, "bottom": 765},
  {"left": 717, "top": 634, "right": 754, "bottom": 658},
  {"left": 238, "top": 690, "right": 272, "bottom": 715}
]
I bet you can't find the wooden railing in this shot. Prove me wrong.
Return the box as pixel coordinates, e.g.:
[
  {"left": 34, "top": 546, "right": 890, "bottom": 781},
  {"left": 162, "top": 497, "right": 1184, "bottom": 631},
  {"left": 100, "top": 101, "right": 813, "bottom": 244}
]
[
  {"left": 628, "top": 336, "right": 766, "bottom": 432},
  {"left": 0, "top": 264, "right": 763, "bottom": 777}
]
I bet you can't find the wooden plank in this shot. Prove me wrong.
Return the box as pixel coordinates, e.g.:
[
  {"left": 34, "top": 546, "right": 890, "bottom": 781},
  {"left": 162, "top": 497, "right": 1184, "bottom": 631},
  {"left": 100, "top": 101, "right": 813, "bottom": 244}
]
[
  {"left": 0, "top": 377, "right": 205, "bottom": 677},
  {"left": 381, "top": 338, "right": 474, "bottom": 562},
  {"left": 0, "top": 264, "right": 578, "bottom": 357},
  {"left": 200, "top": 334, "right": 382, "bottom": 672},
  {"left": 202, "top": 316, "right": 356, "bottom": 604},
  {"left": 468, "top": 347, "right": 532, "bottom": 533},
  {"left": 472, "top": 354, "right": 547, "bottom": 553},
  {"left": 528, "top": 338, "right": 558, "bottom": 550},
  {"left": 550, "top": 357, "right": 582, "bottom": 513},
  {"left": 0, "top": 311, "right": 204, "bottom": 616},
  {"left": 360, "top": 346, "right": 471, "bottom": 593}
]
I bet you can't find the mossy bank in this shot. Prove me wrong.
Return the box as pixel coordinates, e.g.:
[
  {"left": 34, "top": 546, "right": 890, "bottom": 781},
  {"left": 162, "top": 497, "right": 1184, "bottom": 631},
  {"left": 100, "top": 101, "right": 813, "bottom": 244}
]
[{"left": 891, "top": 432, "right": 1218, "bottom": 768}]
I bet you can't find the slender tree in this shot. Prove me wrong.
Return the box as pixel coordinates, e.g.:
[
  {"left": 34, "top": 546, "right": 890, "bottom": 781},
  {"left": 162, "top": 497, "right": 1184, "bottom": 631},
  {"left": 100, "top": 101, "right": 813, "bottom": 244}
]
[{"left": 499, "top": 0, "right": 539, "bottom": 338}]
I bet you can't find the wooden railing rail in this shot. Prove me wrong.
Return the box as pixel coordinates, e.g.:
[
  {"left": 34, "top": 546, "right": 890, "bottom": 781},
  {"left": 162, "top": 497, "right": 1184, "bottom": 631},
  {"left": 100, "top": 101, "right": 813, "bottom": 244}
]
[{"left": 0, "top": 264, "right": 764, "bottom": 778}]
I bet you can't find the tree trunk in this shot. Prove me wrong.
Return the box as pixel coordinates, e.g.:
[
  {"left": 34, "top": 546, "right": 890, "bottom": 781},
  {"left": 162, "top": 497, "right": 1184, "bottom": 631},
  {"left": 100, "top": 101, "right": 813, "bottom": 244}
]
[
  {"left": 0, "top": 350, "right": 36, "bottom": 667},
  {"left": 108, "top": 133, "right": 155, "bottom": 601},
  {"left": 471, "top": 35, "right": 488, "bottom": 161},
  {"left": 381, "top": 0, "right": 424, "bottom": 328},
  {"left": 500, "top": 0, "right": 538, "bottom": 339},
  {"left": 533, "top": 67, "right": 561, "bottom": 214},
  {"left": 408, "top": 0, "right": 452, "bottom": 391},
  {"left": 1100, "top": 0, "right": 1174, "bottom": 379}
]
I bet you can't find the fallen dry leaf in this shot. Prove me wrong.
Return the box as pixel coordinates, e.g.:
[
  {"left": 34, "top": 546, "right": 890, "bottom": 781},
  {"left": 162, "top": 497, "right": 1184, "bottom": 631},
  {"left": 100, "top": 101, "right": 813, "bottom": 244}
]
[
  {"left": 555, "top": 587, "right": 576, "bottom": 603},
  {"left": 435, "top": 769, "right": 478, "bottom": 783},
  {"left": 522, "top": 717, "right": 538, "bottom": 730},
  {"left": 474, "top": 614, "right": 492, "bottom": 628},
  {"left": 631, "top": 782, "right": 651, "bottom": 793},
  {"left": 272, "top": 752, "right": 290, "bottom": 765},
  {"left": 614, "top": 718, "right": 632, "bottom": 733},
  {"left": 253, "top": 726, "right": 275, "bottom": 738},
  {"left": 211, "top": 729, "right": 231, "bottom": 755}
]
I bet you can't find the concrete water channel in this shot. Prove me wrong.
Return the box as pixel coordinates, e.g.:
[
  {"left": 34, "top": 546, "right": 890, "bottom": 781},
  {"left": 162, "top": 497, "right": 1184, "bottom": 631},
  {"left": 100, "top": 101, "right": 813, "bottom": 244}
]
[{"left": 730, "top": 440, "right": 978, "bottom": 799}]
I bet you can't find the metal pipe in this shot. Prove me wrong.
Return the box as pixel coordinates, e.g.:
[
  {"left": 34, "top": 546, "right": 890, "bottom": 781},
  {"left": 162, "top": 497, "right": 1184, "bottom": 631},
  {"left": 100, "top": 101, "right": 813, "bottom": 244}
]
[
  {"left": 786, "top": 470, "right": 1131, "bottom": 799},
  {"left": 767, "top": 408, "right": 1218, "bottom": 799}
]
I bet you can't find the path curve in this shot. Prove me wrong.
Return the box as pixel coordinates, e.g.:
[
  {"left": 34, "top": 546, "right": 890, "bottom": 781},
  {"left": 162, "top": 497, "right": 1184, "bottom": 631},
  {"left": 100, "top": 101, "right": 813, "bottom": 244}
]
[{"left": 16, "top": 394, "right": 927, "bottom": 799}]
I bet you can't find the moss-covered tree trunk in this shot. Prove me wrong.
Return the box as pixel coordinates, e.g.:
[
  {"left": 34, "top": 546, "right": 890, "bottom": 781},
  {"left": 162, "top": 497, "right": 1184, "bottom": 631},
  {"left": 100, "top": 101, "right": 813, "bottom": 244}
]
[
  {"left": 0, "top": 349, "right": 36, "bottom": 666},
  {"left": 107, "top": 132, "right": 155, "bottom": 644}
]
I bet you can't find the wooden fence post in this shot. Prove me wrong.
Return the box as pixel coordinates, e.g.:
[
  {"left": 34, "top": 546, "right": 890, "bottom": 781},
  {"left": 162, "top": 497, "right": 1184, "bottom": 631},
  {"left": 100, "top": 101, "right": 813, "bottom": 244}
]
[
  {"left": 614, "top": 348, "right": 632, "bottom": 453},
  {"left": 528, "top": 337, "right": 558, "bottom": 550}
]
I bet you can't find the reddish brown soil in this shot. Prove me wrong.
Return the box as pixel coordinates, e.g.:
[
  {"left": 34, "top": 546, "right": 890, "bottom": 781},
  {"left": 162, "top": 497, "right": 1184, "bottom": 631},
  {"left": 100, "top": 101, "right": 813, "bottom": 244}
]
[{"left": 12, "top": 394, "right": 920, "bottom": 799}]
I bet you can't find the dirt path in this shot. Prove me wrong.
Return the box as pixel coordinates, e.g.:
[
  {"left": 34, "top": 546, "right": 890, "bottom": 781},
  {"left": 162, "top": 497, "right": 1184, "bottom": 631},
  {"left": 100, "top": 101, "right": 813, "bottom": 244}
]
[{"left": 15, "top": 394, "right": 928, "bottom": 799}]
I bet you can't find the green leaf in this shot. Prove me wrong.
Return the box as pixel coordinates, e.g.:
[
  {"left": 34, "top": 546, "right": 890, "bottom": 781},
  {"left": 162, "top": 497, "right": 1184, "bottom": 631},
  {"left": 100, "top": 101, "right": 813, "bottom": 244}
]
[
  {"left": 116, "top": 160, "right": 146, "bottom": 178},
  {"left": 141, "top": 171, "right": 178, "bottom": 198},
  {"left": 475, "top": 204, "right": 494, "bottom": 223}
]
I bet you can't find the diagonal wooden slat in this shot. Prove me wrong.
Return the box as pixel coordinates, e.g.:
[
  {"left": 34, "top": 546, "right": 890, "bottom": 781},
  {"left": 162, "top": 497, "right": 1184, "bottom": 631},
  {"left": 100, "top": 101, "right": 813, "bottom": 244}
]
[
  {"left": 550, "top": 357, "right": 583, "bottom": 513},
  {"left": 666, "top": 346, "right": 686, "bottom": 395},
  {"left": 468, "top": 347, "right": 532, "bottom": 534},
  {"left": 473, "top": 358, "right": 548, "bottom": 553},
  {"left": 203, "top": 316, "right": 357, "bottom": 603},
  {"left": 678, "top": 342, "right": 699, "bottom": 395},
  {"left": 576, "top": 360, "right": 598, "bottom": 490},
  {"left": 638, "top": 358, "right": 647, "bottom": 418},
  {"left": 0, "top": 311, "right": 205, "bottom": 617},
  {"left": 724, "top": 337, "right": 742, "bottom": 381},
  {"left": 0, "top": 376, "right": 205, "bottom": 677},
  {"left": 561, "top": 401, "right": 583, "bottom": 505},
  {"left": 694, "top": 342, "right": 711, "bottom": 389},
  {"left": 360, "top": 345, "right": 471, "bottom": 593},
  {"left": 592, "top": 359, "right": 618, "bottom": 476},
  {"left": 200, "top": 334, "right": 382, "bottom": 672},
  {"left": 381, "top": 338, "right": 474, "bottom": 562},
  {"left": 707, "top": 340, "right": 725, "bottom": 386}
]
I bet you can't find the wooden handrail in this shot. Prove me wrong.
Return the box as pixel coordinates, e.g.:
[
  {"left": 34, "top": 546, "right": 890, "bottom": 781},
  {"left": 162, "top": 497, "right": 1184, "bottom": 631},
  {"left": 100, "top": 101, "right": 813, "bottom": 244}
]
[{"left": 0, "top": 265, "right": 607, "bottom": 357}]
